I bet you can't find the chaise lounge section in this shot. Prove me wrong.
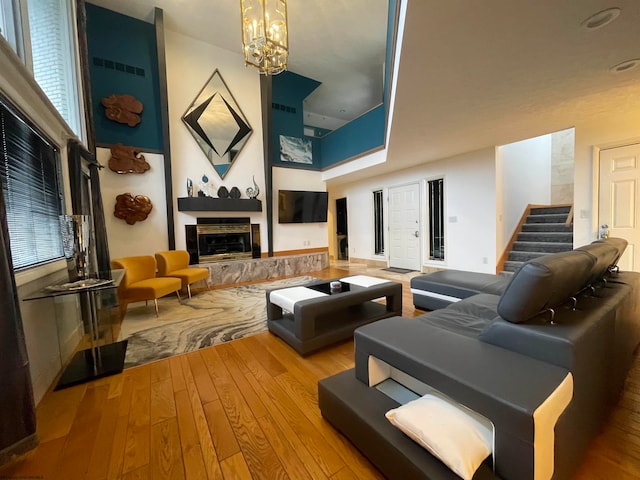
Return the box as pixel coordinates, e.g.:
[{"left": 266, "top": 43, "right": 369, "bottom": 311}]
[{"left": 319, "top": 238, "right": 640, "bottom": 480}]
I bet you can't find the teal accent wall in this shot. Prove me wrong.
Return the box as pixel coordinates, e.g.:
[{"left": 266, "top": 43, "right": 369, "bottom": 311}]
[
  {"left": 271, "top": 0, "right": 397, "bottom": 170},
  {"left": 383, "top": 0, "right": 397, "bottom": 106},
  {"left": 271, "top": 71, "right": 321, "bottom": 168},
  {"left": 319, "top": 105, "right": 386, "bottom": 168},
  {"left": 86, "top": 4, "right": 163, "bottom": 151}
]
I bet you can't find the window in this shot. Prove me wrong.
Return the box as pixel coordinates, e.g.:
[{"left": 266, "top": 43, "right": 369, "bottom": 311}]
[
  {"left": 373, "top": 189, "right": 384, "bottom": 255},
  {"left": 0, "top": 96, "right": 64, "bottom": 270},
  {"left": 428, "top": 178, "right": 444, "bottom": 261},
  {"left": 0, "top": 0, "right": 22, "bottom": 54},
  {"left": 27, "top": 0, "right": 82, "bottom": 136}
]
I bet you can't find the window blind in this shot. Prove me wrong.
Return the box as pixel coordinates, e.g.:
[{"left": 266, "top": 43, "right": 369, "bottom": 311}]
[{"left": 0, "top": 98, "right": 64, "bottom": 270}]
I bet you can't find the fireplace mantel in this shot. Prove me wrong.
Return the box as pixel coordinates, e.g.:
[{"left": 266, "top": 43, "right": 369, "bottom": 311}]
[{"left": 177, "top": 197, "right": 262, "bottom": 212}]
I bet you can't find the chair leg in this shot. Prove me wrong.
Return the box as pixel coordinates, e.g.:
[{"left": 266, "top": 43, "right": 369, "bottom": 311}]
[
  {"left": 176, "top": 291, "right": 182, "bottom": 304},
  {"left": 187, "top": 284, "right": 192, "bottom": 299},
  {"left": 154, "top": 299, "right": 159, "bottom": 317}
]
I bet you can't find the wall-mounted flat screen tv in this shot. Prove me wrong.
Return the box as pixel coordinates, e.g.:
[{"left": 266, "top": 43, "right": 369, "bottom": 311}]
[{"left": 278, "top": 190, "right": 328, "bottom": 223}]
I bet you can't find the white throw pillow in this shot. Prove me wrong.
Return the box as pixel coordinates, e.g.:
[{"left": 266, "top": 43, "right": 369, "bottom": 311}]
[{"left": 385, "top": 394, "right": 492, "bottom": 480}]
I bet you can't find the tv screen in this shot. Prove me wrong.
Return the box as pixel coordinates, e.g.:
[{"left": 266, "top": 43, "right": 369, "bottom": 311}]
[{"left": 278, "top": 190, "right": 328, "bottom": 223}]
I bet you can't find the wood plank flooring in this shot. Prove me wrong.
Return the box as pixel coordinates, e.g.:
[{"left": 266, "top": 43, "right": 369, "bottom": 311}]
[{"left": 1, "top": 265, "right": 639, "bottom": 479}]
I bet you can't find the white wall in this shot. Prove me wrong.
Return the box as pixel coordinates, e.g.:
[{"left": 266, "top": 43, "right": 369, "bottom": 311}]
[
  {"left": 330, "top": 147, "right": 497, "bottom": 274},
  {"left": 573, "top": 111, "right": 640, "bottom": 247},
  {"left": 98, "top": 149, "right": 169, "bottom": 259},
  {"left": 165, "top": 30, "right": 268, "bottom": 252},
  {"left": 272, "top": 167, "right": 327, "bottom": 251},
  {"left": 497, "top": 134, "right": 552, "bottom": 252}
]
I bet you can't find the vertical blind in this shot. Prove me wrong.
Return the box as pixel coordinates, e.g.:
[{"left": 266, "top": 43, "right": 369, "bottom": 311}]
[{"left": 0, "top": 97, "right": 64, "bottom": 270}]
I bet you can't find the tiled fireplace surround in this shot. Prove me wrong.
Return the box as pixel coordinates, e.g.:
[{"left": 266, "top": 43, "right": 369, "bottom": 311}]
[
  {"left": 189, "top": 217, "right": 329, "bottom": 285},
  {"left": 198, "top": 252, "right": 329, "bottom": 285}
]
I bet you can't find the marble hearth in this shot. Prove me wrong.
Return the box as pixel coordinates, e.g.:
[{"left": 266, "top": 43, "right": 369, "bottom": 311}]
[{"left": 197, "top": 252, "right": 329, "bottom": 285}]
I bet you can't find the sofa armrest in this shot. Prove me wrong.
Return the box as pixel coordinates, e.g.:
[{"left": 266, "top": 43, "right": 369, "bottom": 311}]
[{"left": 354, "top": 317, "right": 572, "bottom": 480}]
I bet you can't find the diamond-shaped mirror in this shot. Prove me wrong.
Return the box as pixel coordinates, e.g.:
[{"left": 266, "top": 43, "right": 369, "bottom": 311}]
[{"left": 182, "top": 69, "right": 252, "bottom": 179}]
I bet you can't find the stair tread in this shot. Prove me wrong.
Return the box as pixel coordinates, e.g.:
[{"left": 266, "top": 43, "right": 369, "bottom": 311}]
[
  {"left": 522, "top": 223, "right": 572, "bottom": 231},
  {"left": 513, "top": 241, "right": 573, "bottom": 246},
  {"left": 526, "top": 214, "right": 570, "bottom": 223},
  {"left": 530, "top": 206, "right": 572, "bottom": 214},
  {"left": 516, "top": 232, "right": 573, "bottom": 243}
]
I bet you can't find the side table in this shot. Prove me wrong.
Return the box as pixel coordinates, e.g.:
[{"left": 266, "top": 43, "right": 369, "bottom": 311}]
[{"left": 24, "top": 271, "right": 128, "bottom": 390}]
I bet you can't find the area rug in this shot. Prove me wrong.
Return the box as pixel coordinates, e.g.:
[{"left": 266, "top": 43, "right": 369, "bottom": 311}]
[
  {"left": 381, "top": 267, "right": 416, "bottom": 274},
  {"left": 119, "top": 276, "right": 316, "bottom": 368}
]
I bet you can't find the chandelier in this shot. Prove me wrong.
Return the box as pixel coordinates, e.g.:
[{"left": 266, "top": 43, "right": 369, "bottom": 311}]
[{"left": 240, "top": 0, "right": 288, "bottom": 75}]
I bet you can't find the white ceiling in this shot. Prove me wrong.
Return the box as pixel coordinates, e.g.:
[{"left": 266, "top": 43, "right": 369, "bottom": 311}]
[
  {"left": 350, "top": 0, "right": 640, "bottom": 184},
  {"left": 86, "top": 0, "right": 640, "bottom": 185},
  {"left": 85, "top": 0, "right": 388, "bottom": 128}
]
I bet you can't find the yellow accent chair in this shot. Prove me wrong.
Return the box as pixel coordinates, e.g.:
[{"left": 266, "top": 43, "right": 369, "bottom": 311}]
[
  {"left": 111, "top": 255, "right": 182, "bottom": 316},
  {"left": 155, "top": 250, "right": 209, "bottom": 299}
]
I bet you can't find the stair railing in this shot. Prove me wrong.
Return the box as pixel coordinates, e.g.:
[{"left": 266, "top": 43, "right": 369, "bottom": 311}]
[
  {"left": 564, "top": 205, "right": 574, "bottom": 227},
  {"left": 497, "top": 204, "right": 535, "bottom": 274}
]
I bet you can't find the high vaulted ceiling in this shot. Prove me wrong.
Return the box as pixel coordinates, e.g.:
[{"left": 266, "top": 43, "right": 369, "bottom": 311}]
[
  {"left": 85, "top": 0, "right": 388, "bottom": 129},
  {"left": 347, "top": 0, "right": 640, "bottom": 184},
  {"left": 87, "top": 0, "right": 640, "bottom": 185}
]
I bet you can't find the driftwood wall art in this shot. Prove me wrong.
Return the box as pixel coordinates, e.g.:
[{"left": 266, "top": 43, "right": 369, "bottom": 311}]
[
  {"left": 114, "top": 193, "right": 152, "bottom": 225},
  {"left": 101, "top": 94, "right": 143, "bottom": 127},
  {"left": 108, "top": 143, "right": 150, "bottom": 174}
]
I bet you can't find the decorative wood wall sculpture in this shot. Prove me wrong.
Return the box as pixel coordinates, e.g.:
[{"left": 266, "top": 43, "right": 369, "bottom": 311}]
[
  {"left": 101, "top": 94, "right": 143, "bottom": 127},
  {"left": 114, "top": 193, "right": 152, "bottom": 224},
  {"left": 108, "top": 143, "right": 150, "bottom": 174}
]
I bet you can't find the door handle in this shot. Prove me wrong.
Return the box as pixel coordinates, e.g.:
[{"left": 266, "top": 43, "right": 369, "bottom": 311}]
[{"left": 414, "top": 231, "right": 419, "bottom": 238}]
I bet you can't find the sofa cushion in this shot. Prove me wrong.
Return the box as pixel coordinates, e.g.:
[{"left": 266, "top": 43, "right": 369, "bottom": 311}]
[
  {"left": 594, "top": 237, "right": 628, "bottom": 266},
  {"left": 497, "top": 250, "right": 596, "bottom": 323},
  {"left": 411, "top": 270, "right": 510, "bottom": 299},
  {"left": 576, "top": 242, "right": 620, "bottom": 285},
  {"left": 385, "top": 394, "right": 493, "bottom": 480},
  {"left": 445, "top": 293, "right": 501, "bottom": 321}
]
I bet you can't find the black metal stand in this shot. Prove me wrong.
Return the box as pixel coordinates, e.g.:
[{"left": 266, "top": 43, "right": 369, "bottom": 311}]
[
  {"left": 55, "top": 339, "right": 128, "bottom": 390},
  {"left": 24, "top": 272, "right": 128, "bottom": 390}
]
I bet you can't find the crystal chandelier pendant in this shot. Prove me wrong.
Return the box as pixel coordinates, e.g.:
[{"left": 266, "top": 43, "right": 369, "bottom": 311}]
[{"left": 240, "top": 0, "right": 288, "bottom": 75}]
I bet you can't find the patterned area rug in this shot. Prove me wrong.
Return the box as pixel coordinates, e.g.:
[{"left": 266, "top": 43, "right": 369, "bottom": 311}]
[{"left": 119, "top": 276, "right": 316, "bottom": 368}]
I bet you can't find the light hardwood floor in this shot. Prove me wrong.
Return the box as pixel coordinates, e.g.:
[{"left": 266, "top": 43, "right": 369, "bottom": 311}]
[{"left": 1, "top": 265, "right": 639, "bottom": 479}]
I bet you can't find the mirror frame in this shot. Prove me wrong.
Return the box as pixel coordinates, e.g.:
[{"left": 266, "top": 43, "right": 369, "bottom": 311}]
[{"left": 182, "top": 69, "right": 253, "bottom": 179}]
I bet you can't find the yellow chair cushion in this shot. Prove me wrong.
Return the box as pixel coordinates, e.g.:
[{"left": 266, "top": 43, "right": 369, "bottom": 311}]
[
  {"left": 155, "top": 250, "right": 209, "bottom": 289},
  {"left": 155, "top": 250, "right": 190, "bottom": 277},
  {"left": 111, "top": 255, "right": 182, "bottom": 304},
  {"left": 120, "top": 277, "right": 182, "bottom": 301},
  {"left": 165, "top": 267, "right": 209, "bottom": 288}
]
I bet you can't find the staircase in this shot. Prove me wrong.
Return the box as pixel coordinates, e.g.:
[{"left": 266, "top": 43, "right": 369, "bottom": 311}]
[{"left": 502, "top": 205, "right": 573, "bottom": 273}]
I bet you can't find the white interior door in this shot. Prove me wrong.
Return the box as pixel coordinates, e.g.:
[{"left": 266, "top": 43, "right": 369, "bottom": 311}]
[
  {"left": 389, "top": 183, "right": 421, "bottom": 270},
  {"left": 599, "top": 143, "right": 640, "bottom": 272}
]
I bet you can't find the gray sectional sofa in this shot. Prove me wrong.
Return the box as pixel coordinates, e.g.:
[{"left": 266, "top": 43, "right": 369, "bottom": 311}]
[{"left": 318, "top": 238, "right": 640, "bottom": 480}]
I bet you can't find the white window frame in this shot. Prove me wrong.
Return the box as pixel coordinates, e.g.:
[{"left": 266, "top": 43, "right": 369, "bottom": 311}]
[{"left": 25, "top": 0, "right": 84, "bottom": 139}]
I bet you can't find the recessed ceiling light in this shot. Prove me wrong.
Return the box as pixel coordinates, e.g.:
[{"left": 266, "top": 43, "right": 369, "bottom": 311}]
[
  {"left": 581, "top": 7, "right": 621, "bottom": 30},
  {"left": 339, "top": 109, "right": 346, "bottom": 113},
  {"left": 610, "top": 59, "right": 640, "bottom": 73}
]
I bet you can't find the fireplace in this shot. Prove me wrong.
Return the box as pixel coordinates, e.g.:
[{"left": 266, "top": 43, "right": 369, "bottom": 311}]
[{"left": 186, "top": 217, "right": 260, "bottom": 263}]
